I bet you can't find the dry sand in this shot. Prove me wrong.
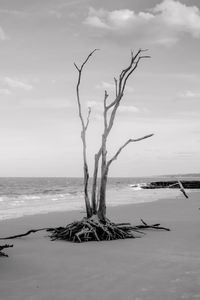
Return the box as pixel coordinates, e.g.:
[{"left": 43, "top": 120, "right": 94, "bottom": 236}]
[{"left": 0, "top": 191, "right": 200, "bottom": 300}]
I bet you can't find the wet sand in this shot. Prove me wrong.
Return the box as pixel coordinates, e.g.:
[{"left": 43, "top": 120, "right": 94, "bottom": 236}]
[{"left": 0, "top": 190, "right": 200, "bottom": 300}]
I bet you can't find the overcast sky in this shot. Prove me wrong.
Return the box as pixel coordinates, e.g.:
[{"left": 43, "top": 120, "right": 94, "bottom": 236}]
[{"left": 0, "top": 0, "right": 200, "bottom": 177}]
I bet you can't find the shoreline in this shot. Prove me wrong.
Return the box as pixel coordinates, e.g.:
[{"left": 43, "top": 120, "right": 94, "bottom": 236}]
[
  {"left": 0, "top": 190, "right": 200, "bottom": 237},
  {"left": 1, "top": 191, "right": 200, "bottom": 300},
  {"left": 0, "top": 186, "right": 193, "bottom": 222}
]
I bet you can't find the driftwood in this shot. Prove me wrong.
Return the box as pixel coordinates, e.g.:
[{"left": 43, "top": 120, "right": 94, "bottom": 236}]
[
  {"left": 0, "top": 218, "right": 170, "bottom": 243},
  {"left": 0, "top": 244, "right": 13, "bottom": 257},
  {"left": 143, "top": 180, "right": 189, "bottom": 199},
  {"left": 177, "top": 180, "right": 189, "bottom": 199},
  {"left": 168, "top": 180, "right": 189, "bottom": 198},
  {"left": 50, "top": 217, "right": 170, "bottom": 242},
  {"left": 0, "top": 228, "right": 55, "bottom": 240}
]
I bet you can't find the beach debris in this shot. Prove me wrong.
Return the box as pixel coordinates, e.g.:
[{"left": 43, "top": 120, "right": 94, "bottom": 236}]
[
  {"left": 0, "top": 244, "right": 13, "bottom": 257},
  {"left": 177, "top": 180, "right": 189, "bottom": 199},
  {"left": 0, "top": 218, "right": 170, "bottom": 243},
  {"left": 0, "top": 228, "right": 55, "bottom": 240},
  {"left": 134, "top": 179, "right": 190, "bottom": 198},
  {"left": 49, "top": 216, "right": 170, "bottom": 243},
  {"left": 139, "top": 180, "right": 200, "bottom": 190}
]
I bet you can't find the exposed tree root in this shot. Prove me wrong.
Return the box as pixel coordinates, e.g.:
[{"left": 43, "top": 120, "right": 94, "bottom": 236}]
[
  {"left": 0, "top": 244, "right": 13, "bottom": 257},
  {"left": 50, "top": 216, "right": 170, "bottom": 242},
  {"left": 0, "top": 217, "right": 170, "bottom": 243}
]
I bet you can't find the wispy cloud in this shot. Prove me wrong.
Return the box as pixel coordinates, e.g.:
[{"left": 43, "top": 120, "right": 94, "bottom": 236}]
[
  {"left": 0, "top": 26, "right": 8, "bottom": 40},
  {"left": 87, "top": 100, "right": 139, "bottom": 114},
  {"left": 4, "top": 77, "right": 33, "bottom": 91},
  {"left": 96, "top": 81, "right": 134, "bottom": 93},
  {"left": 178, "top": 90, "right": 200, "bottom": 98},
  {"left": 84, "top": 0, "right": 200, "bottom": 46},
  {"left": 0, "top": 88, "right": 11, "bottom": 95},
  {"left": 0, "top": 9, "right": 27, "bottom": 17},
  {"left": 118, "top": 105, "right": 139, "bottom": 113},
  {"left": 48, "top": 10, "right": 62, "bottom": 19},
  {"left": 96, "top": 81, "right": 115, "bottom": 91}
]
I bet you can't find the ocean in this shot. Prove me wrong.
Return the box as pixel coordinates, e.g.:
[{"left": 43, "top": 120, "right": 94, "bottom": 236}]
[{"left": 0, "top": 175, "right": 199, "bottom": 220}]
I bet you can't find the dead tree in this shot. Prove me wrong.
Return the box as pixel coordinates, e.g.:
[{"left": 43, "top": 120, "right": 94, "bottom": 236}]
[
  {"left": 47, "top": 49, "right": 170, "bottom": 242},
  {"left": 74, "top": 49, "right": 153, "bottom": 221},
  {"left": 0, "top": 50, "right": 170, "bottom": 243}
]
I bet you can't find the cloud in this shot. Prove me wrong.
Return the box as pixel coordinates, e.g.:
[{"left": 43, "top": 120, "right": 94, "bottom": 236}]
[
  {"left": 87, "top": 100, "right": 139, "bottom": 114},
  {"left": 0, "top": 26, "right": 8, "bottom": 40},
  {"left": 48, "top": 10, "right": 62, "bottom": 19},
  {"left": 84, "top": 0, "right": 200, "bottom": 46},
  {"left": 4, "top": 77, "right": 33, "bottom": 91},
  {"left": 178, "top": 90, "right": 200, "bottom": 98},
  {"left": 96, "top": 81, "right": 115, "bottom": 91},
  {"left": 0, "top": 9, "right": 27, "bottom": 17},
  {"left": 153, "top": 0, "right": 200, "bottom": 38},
  {"left": 84, "top": 7, "right": 154, "bottom": 38},
  {"left": 0, "top": 88, "right": 11, "bottom": 95},
  {"left": 96, "top": 81, "right": 134, "bottom": 93},
  {"left": 85, "top": 7, "right": 154, "bottom": 29},
  {"left": 118, "top": 105, "right": 139, "bottom": 113}
]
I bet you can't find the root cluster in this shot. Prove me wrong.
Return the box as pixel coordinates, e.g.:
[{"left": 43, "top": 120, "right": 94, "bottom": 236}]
[
  {"left": 49, "top": 216, "right": 170, "bottom": 243},
  {"left": 0, "top": 244, "right": 13, "bottom": 257}
]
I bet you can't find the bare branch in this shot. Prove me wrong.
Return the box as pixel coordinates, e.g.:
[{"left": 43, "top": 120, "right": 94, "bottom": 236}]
[
  {"left": 119, "top": 49, "right": 141, "bottom": 82},
  {"left": 74, "top": 63, "right": 80, "bottom": 72},
  {"left": 75, "top": 49, "right": 99, "bottom": 129},
  {"left": 85, "top": 107, "right": 91, "bottom": 131},
  {"left": 107, "top": 134, "right": 154, "bottom": 168},
  {"left": 104, "top": 90, "right": 109, "bottom": 129},
  {"left": 106, "top": 94, "right": 122, "bottom": 111},
  {"left": 74, "top": 49, "right": 99, "bottom": 218},
  {"left": 75, "top": 49, "right": 99, "bottom": 73},
  {"left": 105, "top": 50, "right": 150, "bottom": 134},
  {"left": 121, "top": 54, "right": 150, "bottom": 94},
  {"left": 104, "top": 90, "right": 109, "bottom": 108},
  {"left": 114, "top": 77, "right": 118, "bottom": 97}
]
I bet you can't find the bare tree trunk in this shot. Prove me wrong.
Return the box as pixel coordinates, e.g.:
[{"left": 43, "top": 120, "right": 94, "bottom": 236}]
[
  {"left": 75, "top": 82, "right": 92, "bottom": 218},
  {"left": 98, "top": 133, "right": 108, "bottom": 220},
  {"left": 74, "top": 50, "right": 99, "bottom": 218},
  {"left": 98, "top": 166, "right": 108, "bottom": 221},
  {"left": 91, "top": 150, "right": 101, "bottom": 214},
  {"left": 91, "top": 91, "right": 109, "bottom": 216},
  {"left": 80, "top": 131, "right": 92, "bottom": 218}
]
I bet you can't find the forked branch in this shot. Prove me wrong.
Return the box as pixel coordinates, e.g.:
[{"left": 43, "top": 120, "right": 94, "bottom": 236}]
[
  {"left": 107, "top": 134, "right": 154, "bottom": 169},
  {"left": 92, "top": 50, "right": 151, "bottom": 218}
]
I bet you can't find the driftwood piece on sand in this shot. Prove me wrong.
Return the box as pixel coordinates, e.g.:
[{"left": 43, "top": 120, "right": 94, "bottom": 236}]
[
  {"left": 0, "top": 228, "right": 55, "bottom": 240},
  {"left": 0, "top": 244, "right": 13, "bottom": 257}
]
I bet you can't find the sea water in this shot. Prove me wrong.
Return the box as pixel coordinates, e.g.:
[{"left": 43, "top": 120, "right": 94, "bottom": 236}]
[{"left": 0, "top": 176, "right": 199, "bottom": 220}]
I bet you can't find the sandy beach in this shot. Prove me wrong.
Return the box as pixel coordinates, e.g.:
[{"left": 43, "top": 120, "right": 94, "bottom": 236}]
[{"left": 0, "top": 190, "right": 200, "bottom": 300}]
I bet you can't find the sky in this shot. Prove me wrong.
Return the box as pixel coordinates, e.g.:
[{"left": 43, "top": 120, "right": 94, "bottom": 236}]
[{"left": 0, "top": 0, "right": 200, "bottom": 177}]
